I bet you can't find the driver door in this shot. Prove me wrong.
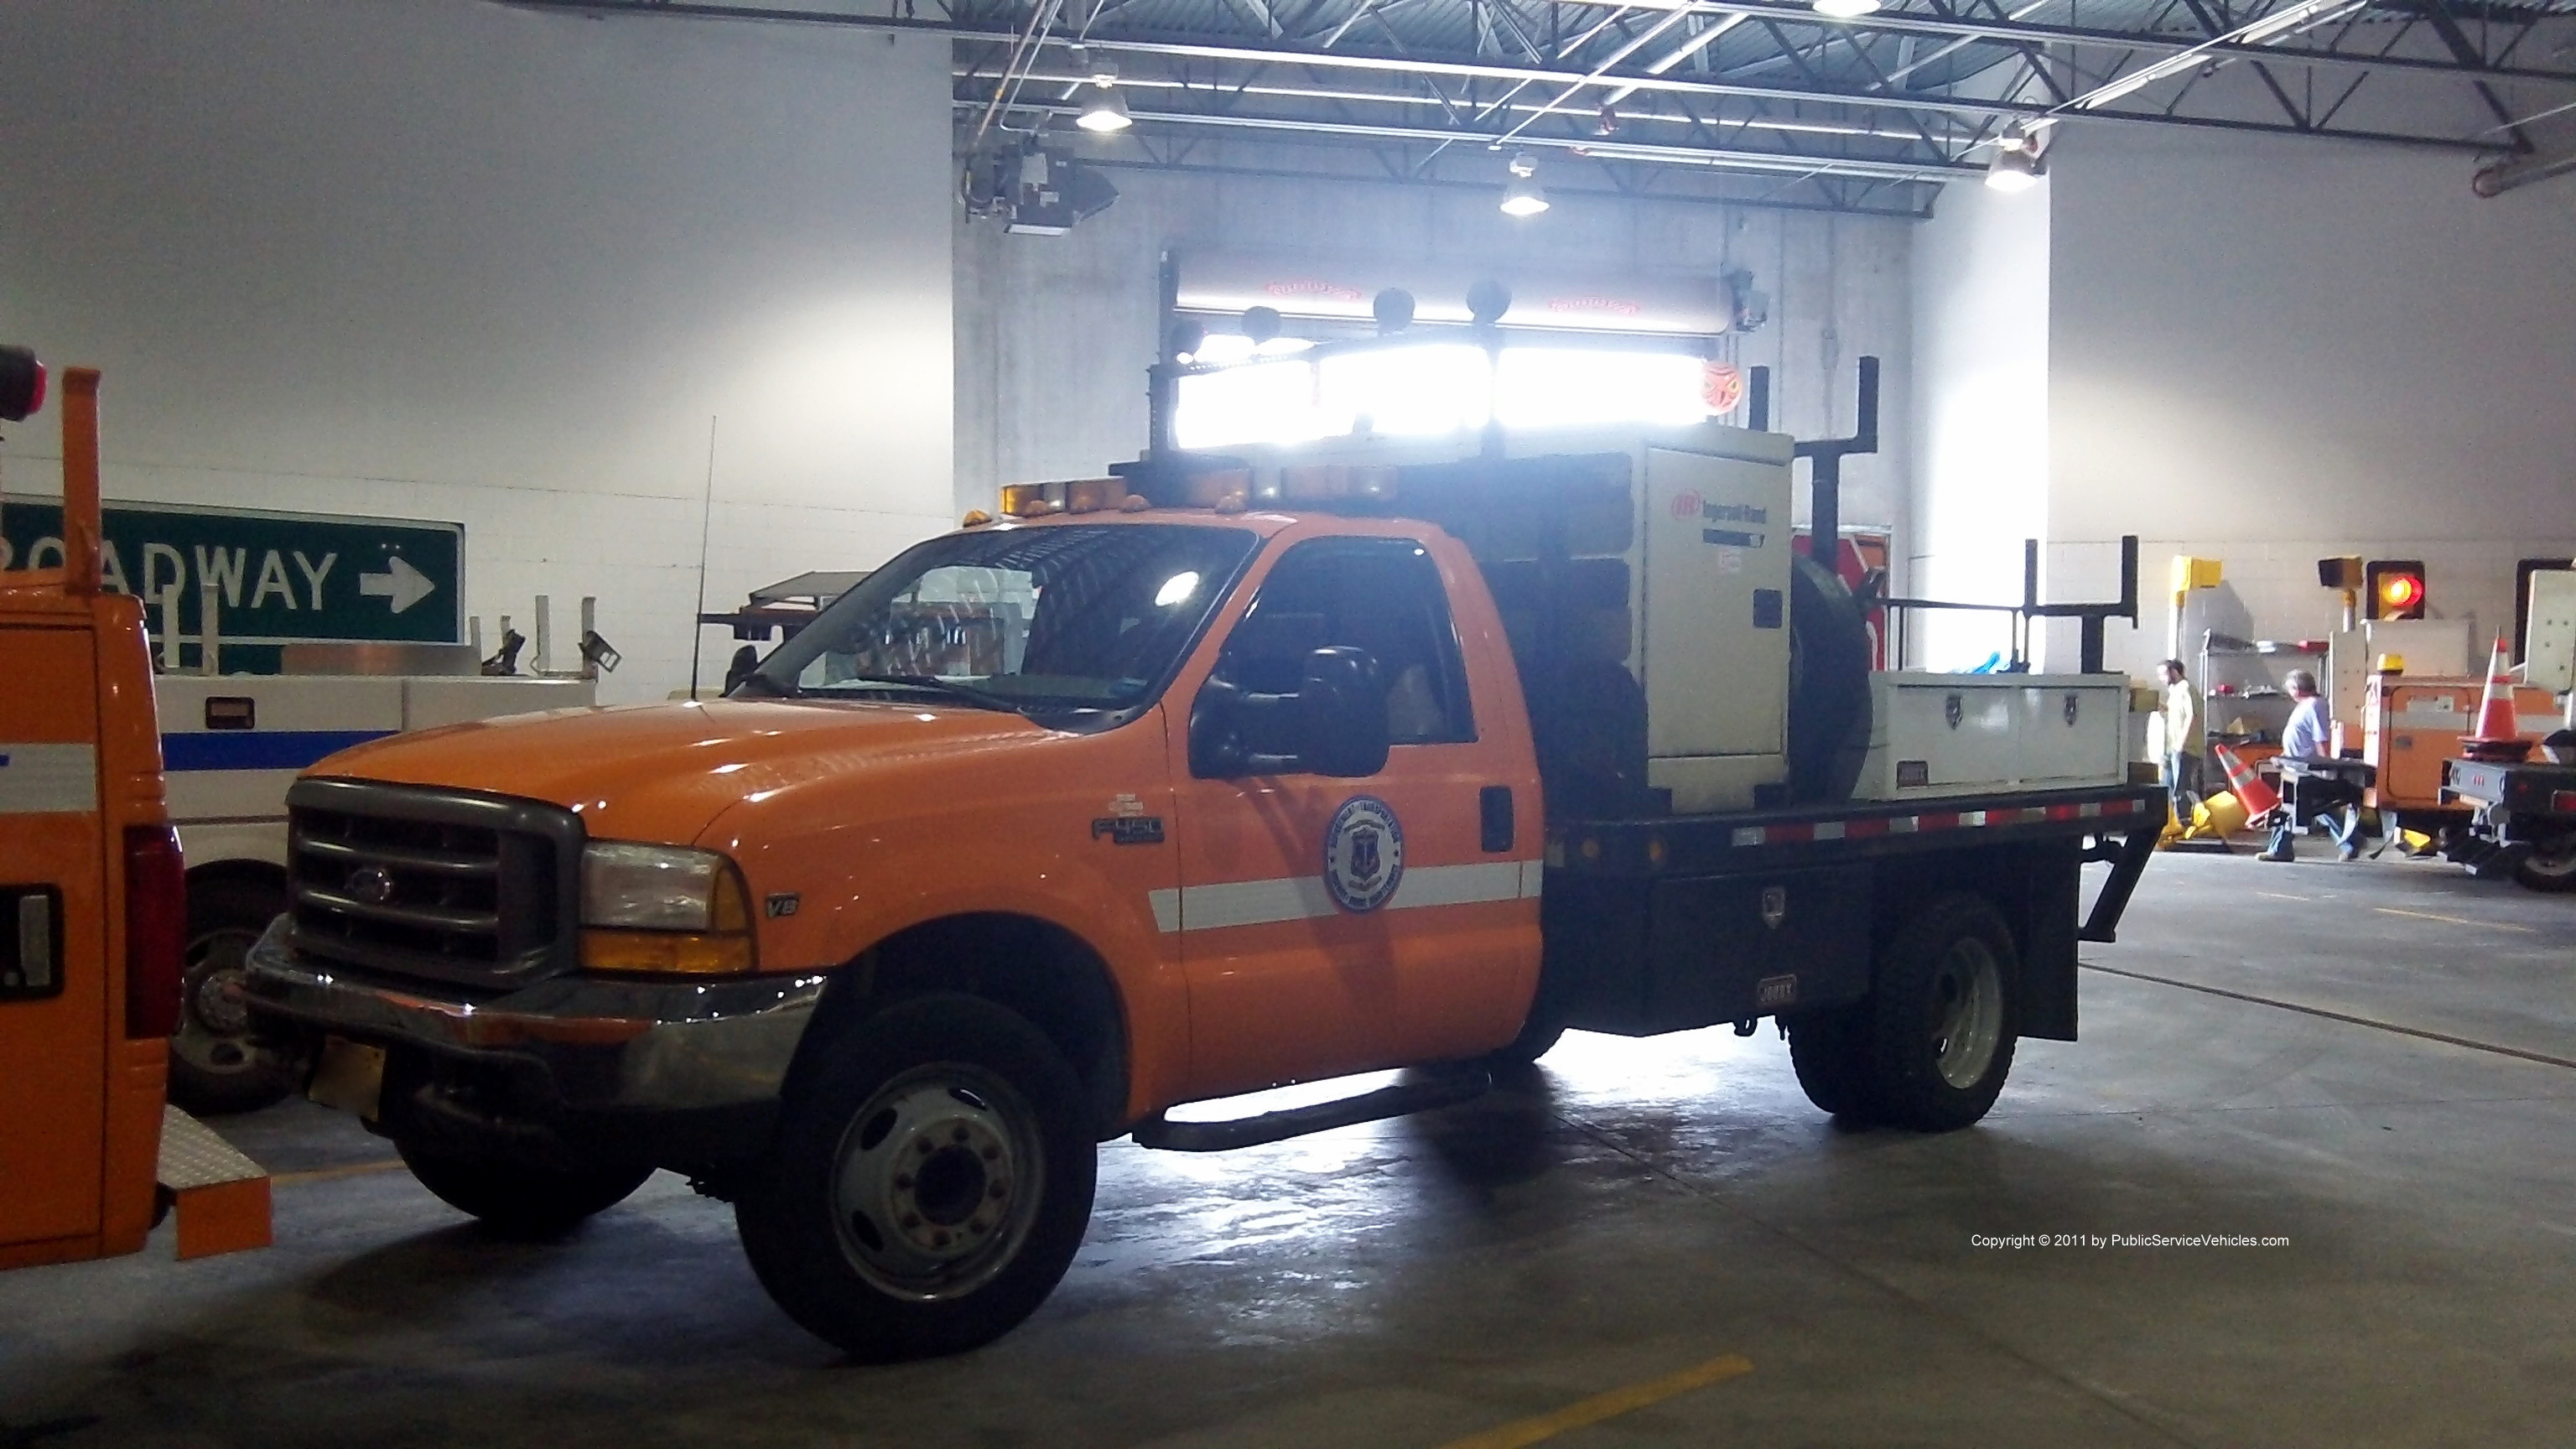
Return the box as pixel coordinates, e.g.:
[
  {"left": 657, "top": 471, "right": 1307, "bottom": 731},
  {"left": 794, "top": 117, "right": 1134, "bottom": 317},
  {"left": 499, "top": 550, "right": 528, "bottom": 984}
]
[{"left": 1167, "top": 533, "right": 1538, "bottom": 1100}]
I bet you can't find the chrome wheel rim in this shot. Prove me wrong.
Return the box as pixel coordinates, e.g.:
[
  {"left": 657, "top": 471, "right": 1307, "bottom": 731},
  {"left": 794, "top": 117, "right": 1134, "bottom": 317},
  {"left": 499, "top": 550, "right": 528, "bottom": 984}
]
[
  {"left": 828, "top": 1064, "right": 1044, "bottom": 1301},
  {"left": 174, "top": 927, "right": 262, "bottom": 1075},
  {"left": 1930, "top": 937, "right": 2005, "bottom": 1090}
]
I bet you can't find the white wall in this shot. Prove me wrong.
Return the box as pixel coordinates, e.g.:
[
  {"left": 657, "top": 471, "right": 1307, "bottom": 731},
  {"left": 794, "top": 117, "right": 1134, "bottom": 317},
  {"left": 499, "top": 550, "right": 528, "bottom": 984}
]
[
  {"left": 1907, "top": 165, "right": 2051, "bottom": 670},
  {"left": 0, "top": 0, "right": 953, "bottom": 702},
  {"left": 2044, "top": 127, "right": 2576, "bottom": 681},
  {"left": 955, "top": 160, "right": 1914, "bottom": 538}
]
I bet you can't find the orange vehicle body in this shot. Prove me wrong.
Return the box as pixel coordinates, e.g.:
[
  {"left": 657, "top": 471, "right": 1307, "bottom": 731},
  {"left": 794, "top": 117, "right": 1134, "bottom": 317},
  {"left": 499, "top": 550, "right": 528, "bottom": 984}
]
[
  {"left": 313, "top": 511, "right": 1545, "bottom": 1122},
  {"left": 0, "top": 370, "right": 176, "bottom": 1271},
  {"left": 2361, "top": 674, "right": 2560, "bottom": 815}
]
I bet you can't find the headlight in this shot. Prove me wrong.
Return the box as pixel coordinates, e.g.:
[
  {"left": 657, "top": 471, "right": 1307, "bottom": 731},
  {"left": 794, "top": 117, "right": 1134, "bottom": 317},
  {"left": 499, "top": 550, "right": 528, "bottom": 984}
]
[{"left": 579, "top": 841, "right": 758, "bottom": 975}]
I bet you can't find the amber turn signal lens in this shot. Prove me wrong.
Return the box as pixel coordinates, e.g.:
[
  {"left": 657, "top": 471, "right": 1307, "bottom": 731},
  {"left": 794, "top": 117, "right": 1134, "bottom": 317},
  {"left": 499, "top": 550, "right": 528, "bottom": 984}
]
[{"left": 581, "top": 929, "right": 756, "bottom": 975}]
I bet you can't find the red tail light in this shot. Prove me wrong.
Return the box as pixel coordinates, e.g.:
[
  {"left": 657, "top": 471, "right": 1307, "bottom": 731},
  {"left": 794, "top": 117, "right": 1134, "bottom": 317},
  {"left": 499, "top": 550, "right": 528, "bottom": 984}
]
[{"left": 124, "top": 825, "right": 186, "bottom": 1040}]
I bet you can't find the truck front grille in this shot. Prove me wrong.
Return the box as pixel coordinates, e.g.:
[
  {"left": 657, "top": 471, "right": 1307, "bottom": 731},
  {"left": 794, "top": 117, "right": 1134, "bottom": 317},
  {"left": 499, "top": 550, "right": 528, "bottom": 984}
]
[{"left": 285, "top": 778, "right": 583, "bottom": 989}]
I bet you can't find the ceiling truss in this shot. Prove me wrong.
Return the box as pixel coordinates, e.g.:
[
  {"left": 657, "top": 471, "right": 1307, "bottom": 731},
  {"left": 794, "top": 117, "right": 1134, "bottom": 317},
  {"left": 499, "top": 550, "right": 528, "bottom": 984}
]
[{"left": 514, "top": 0, "right": 2576, "bottom": 215}]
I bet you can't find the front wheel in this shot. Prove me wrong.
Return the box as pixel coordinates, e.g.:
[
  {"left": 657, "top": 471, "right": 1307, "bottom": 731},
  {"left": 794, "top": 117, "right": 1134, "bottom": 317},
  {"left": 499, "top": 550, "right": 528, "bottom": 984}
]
[
  {"left": 2516, "top": 831, "right": 2576, "bottom": 893},
  {"left": 1862, "top": 895, "right": 2021, "bottom": 1132},
  {"left": 736, "top": 994, "right": 1098, "bottom": 1362}
]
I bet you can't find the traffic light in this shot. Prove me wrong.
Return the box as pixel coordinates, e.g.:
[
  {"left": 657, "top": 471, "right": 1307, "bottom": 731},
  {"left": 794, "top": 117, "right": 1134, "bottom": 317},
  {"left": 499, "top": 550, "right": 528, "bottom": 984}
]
[{"left": 2366, "top": 558, "right": 2428, "bottom": 620}]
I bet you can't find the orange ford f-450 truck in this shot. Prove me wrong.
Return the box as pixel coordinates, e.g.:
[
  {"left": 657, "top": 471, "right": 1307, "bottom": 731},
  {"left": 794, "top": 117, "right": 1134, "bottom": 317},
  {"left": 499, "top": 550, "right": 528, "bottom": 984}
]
[{"left": 242, "top": 405, "right": 2159, "bottom": 1360}]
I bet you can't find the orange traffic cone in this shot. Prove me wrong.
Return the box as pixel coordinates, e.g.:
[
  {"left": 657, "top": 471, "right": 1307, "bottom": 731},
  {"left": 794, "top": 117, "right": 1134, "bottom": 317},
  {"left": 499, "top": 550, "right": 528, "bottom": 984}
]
[
  {"left": 2462, "top": 634, "right": 2534, "bottom": 763},
  {"left": 2209, "top": 741, "right": 2281, "bottom": 818}
]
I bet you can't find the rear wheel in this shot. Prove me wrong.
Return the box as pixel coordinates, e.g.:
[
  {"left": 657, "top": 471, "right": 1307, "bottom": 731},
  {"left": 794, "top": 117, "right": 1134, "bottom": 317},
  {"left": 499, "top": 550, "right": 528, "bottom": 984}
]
[
  {"left": 169, "top": 876, "right": 308, "bottom": 1115},
  {"left": 2516, "top": 831, "right": 2576, "bottom": 893},
  {"left": 1862, "top": 895, "right": 2020, "bottom": 1132},
  {"left": 394, "top": 1139, "right": 653, "bottom": 1238},
  {"left": 736, "top": 994, "right": 1097, "bottom": 1362},
  {"left": 1784, "top": 1002, "right": 1876, "bottom": 1120}
]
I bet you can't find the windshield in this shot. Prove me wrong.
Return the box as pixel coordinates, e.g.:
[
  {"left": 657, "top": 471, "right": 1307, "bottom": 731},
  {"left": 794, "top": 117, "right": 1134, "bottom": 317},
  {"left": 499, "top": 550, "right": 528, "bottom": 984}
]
[{"left": 745, "top": 522, "right": 1260, "bottom": 716}]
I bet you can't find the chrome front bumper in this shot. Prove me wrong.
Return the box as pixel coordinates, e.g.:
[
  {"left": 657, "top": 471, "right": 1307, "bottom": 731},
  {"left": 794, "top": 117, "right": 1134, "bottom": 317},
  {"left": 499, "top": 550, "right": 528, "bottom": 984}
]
[{"left": 240, "top": 917, "right": 824, "bottom": 1161}]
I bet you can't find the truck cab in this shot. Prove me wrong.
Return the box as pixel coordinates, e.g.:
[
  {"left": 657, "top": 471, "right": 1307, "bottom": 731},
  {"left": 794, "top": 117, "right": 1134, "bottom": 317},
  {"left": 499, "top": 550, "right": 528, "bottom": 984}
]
[{"left": 244, "top": 413, "right": 2157, "bottom": 1360}]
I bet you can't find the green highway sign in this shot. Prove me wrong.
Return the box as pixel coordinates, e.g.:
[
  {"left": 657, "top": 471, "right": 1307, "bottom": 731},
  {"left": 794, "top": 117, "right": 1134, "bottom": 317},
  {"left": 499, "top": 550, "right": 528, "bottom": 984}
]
[{"left": 0, "top": 498, "right": 461, "bottom": 667}]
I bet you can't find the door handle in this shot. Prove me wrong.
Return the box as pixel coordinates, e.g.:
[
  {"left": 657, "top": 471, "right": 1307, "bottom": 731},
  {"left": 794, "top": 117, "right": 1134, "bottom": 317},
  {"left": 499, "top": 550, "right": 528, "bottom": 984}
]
[
  {"left": 4, "top": 888, "right": 58, "bottom": 998},
  {"left": 1479, "top": 786, "right": 1514, "bottom": 853}
]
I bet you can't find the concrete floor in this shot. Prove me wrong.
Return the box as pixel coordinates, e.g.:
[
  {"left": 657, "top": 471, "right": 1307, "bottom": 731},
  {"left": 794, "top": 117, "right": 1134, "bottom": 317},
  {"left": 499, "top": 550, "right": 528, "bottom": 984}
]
[{"left": 7, "top": 849, "right": 2574, "bottom": 1448}]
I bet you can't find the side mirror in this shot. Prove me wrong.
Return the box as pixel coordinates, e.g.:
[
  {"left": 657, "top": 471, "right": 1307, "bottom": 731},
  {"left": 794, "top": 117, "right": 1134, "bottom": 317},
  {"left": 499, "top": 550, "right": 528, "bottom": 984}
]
[
  {"left": 1189, "top": 646, "right": 1390, "bottom": 778},
  {"left": 1296, "top": 647, "right": 1389, "bottom": 777}
]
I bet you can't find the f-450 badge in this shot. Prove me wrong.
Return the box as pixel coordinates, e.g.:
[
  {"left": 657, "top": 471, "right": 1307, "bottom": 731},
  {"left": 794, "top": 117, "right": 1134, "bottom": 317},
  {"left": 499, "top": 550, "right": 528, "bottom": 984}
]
[{"left": 1323, "top": 795, "right": 1405, "bottom": 913}]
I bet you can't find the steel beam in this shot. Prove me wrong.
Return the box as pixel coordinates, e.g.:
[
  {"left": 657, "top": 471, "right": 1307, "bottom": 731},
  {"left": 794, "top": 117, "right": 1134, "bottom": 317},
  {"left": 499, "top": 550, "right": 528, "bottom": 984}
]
[{"left": 508, "top": 0, "right": 2544, "bottom": 153}]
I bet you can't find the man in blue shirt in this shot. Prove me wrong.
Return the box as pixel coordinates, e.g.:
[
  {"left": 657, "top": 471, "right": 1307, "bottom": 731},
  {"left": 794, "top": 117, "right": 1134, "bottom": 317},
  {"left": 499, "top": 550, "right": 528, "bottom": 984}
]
[{"left": 2261, "top": 668, "right": 2360, "bottom": 862}]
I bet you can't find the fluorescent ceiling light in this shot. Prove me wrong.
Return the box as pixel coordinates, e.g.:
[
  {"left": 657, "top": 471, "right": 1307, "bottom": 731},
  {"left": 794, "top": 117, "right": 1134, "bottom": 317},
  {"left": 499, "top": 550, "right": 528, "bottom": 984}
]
[{"left": 1812, "top": 0, "right": 1882, "bottom": 17}]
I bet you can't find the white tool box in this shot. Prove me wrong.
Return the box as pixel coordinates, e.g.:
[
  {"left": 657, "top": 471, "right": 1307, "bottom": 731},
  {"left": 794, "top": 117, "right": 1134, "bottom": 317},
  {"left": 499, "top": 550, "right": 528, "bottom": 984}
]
[{"left": 1853, "top": 672, "right": 2131, "bottom": 801}]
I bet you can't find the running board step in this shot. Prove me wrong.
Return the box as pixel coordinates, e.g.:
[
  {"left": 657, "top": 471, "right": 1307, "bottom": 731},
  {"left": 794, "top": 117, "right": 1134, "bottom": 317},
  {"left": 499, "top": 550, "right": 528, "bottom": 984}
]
[{"left": 1131, "top": 1068, "right": 1493, "bottom": 1152}]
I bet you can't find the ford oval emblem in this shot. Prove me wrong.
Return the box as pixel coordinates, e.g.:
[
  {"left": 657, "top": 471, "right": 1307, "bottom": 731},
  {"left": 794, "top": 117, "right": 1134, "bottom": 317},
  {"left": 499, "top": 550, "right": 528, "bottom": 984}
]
[{"left": 346, "top": 865, "right": 397, "bottom": 906}]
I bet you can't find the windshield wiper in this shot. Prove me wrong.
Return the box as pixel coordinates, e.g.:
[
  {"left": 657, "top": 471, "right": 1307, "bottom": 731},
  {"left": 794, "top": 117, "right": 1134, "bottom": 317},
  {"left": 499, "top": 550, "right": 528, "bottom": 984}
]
[{"left": 832, "top": 673, "right": 1022, "bottom": 713}]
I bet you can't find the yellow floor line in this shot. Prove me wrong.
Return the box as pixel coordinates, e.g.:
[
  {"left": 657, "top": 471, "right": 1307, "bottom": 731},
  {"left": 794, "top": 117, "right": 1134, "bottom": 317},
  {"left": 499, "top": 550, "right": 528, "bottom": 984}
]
[
  {"left": 2372, "top": 906, "right": 2536, "bottom": 933},
  {"left": 1435, "top": 1354, "right": 1754, "bottom": 1449},
  {"left": 267, "top": 1159, "right": 406, "bottom": 1187}
]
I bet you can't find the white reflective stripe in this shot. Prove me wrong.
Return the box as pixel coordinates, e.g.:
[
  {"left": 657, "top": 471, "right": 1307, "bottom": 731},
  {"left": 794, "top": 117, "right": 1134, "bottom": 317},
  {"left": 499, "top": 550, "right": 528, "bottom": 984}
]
[
  {"left": 0, "top": 744, "right": 97, "bottom": 815},
  {"left": 1395, "top": 861, "right": 1524, "bottom": 910},
  {"left": 1187, "top": 875, "right": 1338, "bottom": 931},
  {"left": 1150, "top": 860, "right": 1544, "bottom": 933}
]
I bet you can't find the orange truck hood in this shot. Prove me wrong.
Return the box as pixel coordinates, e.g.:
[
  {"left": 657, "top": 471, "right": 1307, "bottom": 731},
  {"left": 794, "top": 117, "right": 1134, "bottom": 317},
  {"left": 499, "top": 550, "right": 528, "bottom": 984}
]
[{"left": 310, "top": 699, "right": 1048, "bottom": 844}]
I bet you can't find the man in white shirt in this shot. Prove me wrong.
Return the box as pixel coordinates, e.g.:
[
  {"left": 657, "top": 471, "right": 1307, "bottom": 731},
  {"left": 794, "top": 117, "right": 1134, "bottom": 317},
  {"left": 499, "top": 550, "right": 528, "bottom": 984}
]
[{"left": 2157, "top": 658, "right": 2200, "bottom": 815}]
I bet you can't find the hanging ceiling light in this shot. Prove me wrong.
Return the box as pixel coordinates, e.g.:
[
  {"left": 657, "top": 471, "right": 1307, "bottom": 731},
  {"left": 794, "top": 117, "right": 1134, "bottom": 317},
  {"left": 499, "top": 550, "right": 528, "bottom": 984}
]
[
  {"left": 1499, "top": 152, "right": 1550, "bottom": 217},
  {"left": 1985, "top": 122, "right": 2043, "bottom": 193},
  {"left": 1071, "top": 47, "right": 1133, "bottom": 133},
  {"left": 1811, "top": 0, "right": 1883, "bottom": 18}
]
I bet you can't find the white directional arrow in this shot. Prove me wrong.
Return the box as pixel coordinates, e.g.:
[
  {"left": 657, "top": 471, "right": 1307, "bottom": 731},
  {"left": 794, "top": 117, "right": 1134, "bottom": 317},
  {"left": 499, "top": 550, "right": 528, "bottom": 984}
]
[{"left": 359, "top": 554, "right": 437, "bottom": 614}]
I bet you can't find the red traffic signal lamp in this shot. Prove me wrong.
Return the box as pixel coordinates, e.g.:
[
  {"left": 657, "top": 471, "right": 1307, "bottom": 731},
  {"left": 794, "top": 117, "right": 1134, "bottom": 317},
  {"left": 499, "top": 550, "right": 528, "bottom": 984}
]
[{"left": 2366, "top": 559, "right": 2427, "bottom": 620}]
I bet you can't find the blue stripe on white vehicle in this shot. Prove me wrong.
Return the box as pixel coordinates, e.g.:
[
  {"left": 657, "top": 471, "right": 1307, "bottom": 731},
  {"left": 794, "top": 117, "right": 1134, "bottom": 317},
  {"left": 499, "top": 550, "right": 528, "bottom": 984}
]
[{"left": 162, "top": 730, "right": 396, "bottom": 773}]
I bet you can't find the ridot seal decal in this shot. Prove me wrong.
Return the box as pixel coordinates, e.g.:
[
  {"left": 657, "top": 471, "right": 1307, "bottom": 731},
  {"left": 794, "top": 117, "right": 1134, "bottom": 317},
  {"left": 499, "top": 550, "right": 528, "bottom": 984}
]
[{"left": 1323, "top": 795, "right": 1405, "bottom": 914}]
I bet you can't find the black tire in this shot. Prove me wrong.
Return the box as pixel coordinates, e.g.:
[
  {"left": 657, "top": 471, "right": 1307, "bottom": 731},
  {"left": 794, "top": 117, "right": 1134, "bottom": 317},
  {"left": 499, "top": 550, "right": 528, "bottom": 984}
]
[
  {"left": 1784, "top": 1001, "right": 1877, "bottom": 1120},
  {"left": 735, "top": 993, "right": 1097, "bottom": 1362},
  {"left": 2515, "top": 832, "right": 2576, "bottom": 893},
  {"left": 395, "top": 1139, "right": 654, "bottom": 1239},
  {"left": 169, "top": 876, "right": 308, "bottom": 1115},
  {"left": 1479, "top": 1013, "right": 1568, "bottom": 1072},
  {"left": 1862, "top": 895, "right": 2020, "bottom": 1132}
]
